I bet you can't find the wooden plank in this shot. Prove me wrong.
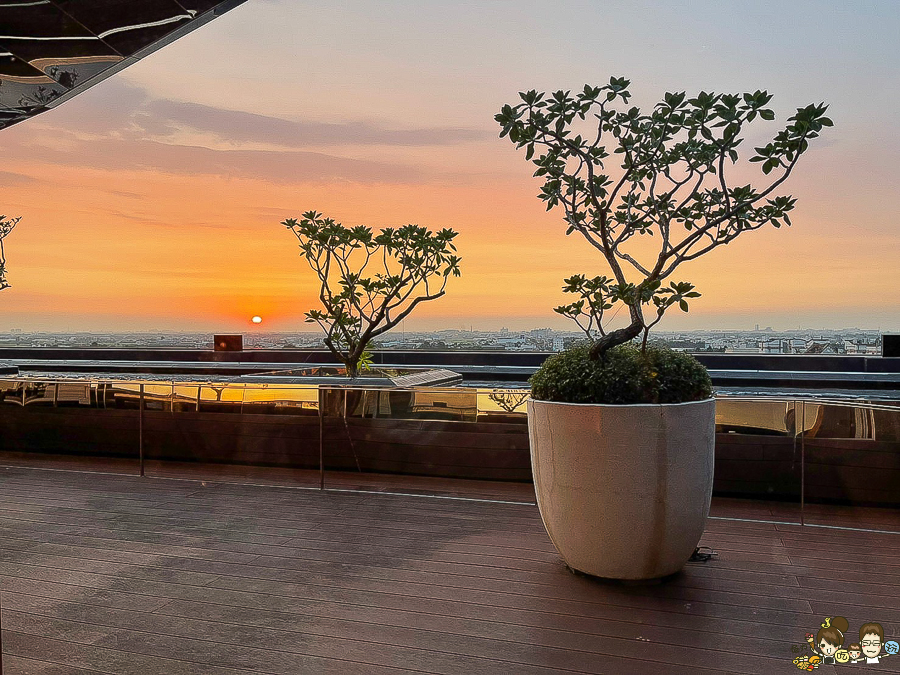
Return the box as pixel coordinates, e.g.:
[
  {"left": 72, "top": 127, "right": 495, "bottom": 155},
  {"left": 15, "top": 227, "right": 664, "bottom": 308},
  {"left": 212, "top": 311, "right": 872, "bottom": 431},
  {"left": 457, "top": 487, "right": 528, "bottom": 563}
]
[{"left": 3, "top": 466, "right": 899, "bottom": 675}]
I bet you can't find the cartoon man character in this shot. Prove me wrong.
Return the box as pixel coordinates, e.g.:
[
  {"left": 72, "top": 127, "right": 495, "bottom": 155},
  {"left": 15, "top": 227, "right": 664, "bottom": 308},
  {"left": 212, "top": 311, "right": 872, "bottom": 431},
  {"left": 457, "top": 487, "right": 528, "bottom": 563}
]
[{"left": 860, "top": 622, "right": 887, "bottom": 664}]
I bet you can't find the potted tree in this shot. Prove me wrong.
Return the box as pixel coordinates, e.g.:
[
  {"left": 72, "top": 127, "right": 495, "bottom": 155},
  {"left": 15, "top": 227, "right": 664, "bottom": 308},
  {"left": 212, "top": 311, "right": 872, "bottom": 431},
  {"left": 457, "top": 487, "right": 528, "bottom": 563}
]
[
  {"left": 1, "top": 214, "right": 21, "bottom": 375},
  {"left": 496, "top": 79, "right": 830, "bottom": 579},
  {"left": 0, "top": 214, "right": 20, "bottom": 291},
  {"left": 283, "top": 210, "right": 461, "bottom": 378}
]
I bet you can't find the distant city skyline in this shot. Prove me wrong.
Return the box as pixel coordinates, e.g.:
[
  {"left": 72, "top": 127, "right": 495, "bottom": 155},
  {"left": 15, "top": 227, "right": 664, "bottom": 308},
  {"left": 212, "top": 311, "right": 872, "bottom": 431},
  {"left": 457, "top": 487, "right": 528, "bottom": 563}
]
[
  {"left": 1, "top": 1, "right": 899, "bottom": 332},
  {"left": 0, "top": 325, "right": 883, "bottom": 357}
]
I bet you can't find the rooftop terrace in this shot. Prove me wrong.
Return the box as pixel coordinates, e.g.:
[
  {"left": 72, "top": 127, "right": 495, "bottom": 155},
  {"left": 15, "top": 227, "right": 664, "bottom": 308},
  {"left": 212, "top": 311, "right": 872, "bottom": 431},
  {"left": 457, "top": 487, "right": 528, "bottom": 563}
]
[{"left": 1, "top": 466, "right": 899, "bottom": 674}]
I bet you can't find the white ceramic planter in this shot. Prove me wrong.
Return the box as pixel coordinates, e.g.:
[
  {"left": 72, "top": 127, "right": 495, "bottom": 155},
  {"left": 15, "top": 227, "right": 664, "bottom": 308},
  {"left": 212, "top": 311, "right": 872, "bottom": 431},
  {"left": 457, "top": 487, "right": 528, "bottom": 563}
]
[{"left": 527, "top": 398, "right": 715, "bottom": 580}]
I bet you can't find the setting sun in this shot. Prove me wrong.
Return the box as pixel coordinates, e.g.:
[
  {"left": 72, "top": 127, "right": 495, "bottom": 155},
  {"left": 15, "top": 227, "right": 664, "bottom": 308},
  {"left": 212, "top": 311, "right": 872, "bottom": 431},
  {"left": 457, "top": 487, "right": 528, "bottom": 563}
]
[{"left": 251, "top": 316, "right": 262, "bottom": 324}]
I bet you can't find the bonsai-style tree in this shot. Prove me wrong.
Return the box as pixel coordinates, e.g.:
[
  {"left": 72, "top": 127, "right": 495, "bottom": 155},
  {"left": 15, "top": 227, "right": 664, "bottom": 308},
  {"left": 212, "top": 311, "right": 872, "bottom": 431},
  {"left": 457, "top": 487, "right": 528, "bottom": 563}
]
[
  {"left": 496, "top": 78, "right": 831, "bottom": 357},
  {"left": 0, "top": 214, "right": 21, "bottom": 291},
  {"left": 284, "top": 211, "right": 461, "bottom": 377}
]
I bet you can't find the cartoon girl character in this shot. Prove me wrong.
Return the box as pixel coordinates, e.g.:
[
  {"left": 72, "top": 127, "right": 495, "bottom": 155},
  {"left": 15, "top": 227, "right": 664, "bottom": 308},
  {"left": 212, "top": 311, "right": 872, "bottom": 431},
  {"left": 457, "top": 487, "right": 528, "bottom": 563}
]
[
  {"left": 814, "top": 616, "right": 849, "bottom": 665},
  {"left": 847, "top": 643, "right": 863, "bottom": 663}
]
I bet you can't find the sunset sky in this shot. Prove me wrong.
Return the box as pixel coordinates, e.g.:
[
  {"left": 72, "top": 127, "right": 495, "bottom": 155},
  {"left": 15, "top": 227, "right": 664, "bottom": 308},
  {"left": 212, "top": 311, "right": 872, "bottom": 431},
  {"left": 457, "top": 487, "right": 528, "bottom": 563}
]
[{"left": 1, "top": 0, "right": 899, "bottom": 333}]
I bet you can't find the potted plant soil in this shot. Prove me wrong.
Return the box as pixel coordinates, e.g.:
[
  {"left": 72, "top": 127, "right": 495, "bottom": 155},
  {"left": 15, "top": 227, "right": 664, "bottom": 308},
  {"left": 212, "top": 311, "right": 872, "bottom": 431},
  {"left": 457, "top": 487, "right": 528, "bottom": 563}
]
[{"left": 496, "top": 79, "right": 830, "bottom": 579}]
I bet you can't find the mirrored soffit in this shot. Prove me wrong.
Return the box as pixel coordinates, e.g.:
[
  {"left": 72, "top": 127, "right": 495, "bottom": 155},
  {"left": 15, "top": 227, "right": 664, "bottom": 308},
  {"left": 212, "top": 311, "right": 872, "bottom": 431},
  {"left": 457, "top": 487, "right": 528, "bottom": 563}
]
[{"left": 0, "top": 0, "right": 247, "bottom": 131}]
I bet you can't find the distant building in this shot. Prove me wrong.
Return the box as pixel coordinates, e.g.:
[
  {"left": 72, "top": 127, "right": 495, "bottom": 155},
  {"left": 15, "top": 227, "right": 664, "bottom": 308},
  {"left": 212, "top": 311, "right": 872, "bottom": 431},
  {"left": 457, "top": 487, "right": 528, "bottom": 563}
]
[{"left": 760, "top": 339, "right": 787, "bottom": 354}]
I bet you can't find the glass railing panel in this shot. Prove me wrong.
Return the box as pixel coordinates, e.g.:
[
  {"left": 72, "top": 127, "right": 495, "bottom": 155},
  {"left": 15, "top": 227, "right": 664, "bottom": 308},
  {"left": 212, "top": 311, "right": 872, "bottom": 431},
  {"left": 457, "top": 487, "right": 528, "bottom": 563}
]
[
  {"left": 99, "top": 381, "right": 142, "bottom": 409},
  {"left": 799, "top": 399, "right": 900, "bottom": 533},
  {"left": 172, "top": 384, "right": 200, "bottom": 413},
  {"left": 0, "top": 378, "right": 139, "bottom": 474},
  {"left": 141, "top": 383, "right": 174, "bottom": 412},
  {"left": 324, "top": 387, "right": 480, "bottom": 422},
  {"left": 710, "top": 396, "right": 802, "bottom": 524},
  {"left": 143, "top": 382, "right": 320, "bottom": 488},
  {"left": 240, "top": 383, "right": 319, "bottom": 416},
  {"left": 321, "top": 385, "right": 534, "bottom": 502}
]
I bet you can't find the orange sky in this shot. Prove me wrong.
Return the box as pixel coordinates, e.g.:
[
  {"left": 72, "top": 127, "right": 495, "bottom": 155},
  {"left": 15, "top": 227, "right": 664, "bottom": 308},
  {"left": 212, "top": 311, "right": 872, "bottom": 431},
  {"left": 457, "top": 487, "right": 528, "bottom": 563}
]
[{"left": 1, "top": 1, "right": 899, "bottom": 333}]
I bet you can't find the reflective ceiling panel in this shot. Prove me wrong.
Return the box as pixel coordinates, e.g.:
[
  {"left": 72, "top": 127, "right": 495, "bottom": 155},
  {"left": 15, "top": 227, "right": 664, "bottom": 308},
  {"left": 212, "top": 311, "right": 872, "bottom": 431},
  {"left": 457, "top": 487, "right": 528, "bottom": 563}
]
[
  {"left": 0, "top": 0, "right": 247, "bottom": 131},
  {"left": 53, "top": 0, "right": 196, "bottom": 55}
]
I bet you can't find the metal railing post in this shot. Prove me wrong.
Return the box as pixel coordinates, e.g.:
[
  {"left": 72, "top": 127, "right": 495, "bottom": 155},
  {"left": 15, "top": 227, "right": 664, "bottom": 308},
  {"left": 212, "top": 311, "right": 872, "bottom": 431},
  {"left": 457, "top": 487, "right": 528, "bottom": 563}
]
[
  {"left": 139, "top": 383, "right": 145, "bottom": 477},
  {"left": 318, "top": 387, "right": 325, "bottom": 490},
  {"left": 800, "top": 399, "right": 806, "bottom": 527}
]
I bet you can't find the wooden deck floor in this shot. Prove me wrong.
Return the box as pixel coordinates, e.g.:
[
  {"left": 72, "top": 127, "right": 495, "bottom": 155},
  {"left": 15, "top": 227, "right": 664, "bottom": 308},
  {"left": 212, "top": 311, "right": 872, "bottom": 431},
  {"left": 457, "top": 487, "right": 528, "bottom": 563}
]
[{"left": 1, "top": 467, "right": 899, "bottom": 674}]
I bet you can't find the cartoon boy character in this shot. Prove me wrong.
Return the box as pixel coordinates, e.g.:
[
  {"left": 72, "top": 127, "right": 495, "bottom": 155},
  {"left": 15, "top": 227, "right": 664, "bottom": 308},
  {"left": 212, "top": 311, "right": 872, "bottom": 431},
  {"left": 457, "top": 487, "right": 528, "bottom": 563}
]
[
  {"left": 815, "top": 616, "right": 849, "bottom": 665},
  {"left": 846, "top": 643, "right": 863, "bottom": 663},
  {"left": 860, "top": 622, "right": 890, "bottom": 664}
]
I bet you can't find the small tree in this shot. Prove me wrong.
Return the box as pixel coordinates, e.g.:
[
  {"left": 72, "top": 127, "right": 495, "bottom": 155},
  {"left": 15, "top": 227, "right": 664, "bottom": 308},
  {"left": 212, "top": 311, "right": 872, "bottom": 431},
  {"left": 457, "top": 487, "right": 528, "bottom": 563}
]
[
  {"left": 0, "top": 214, "right": 21, "bottom": 291},
  {"left": 496, "top": 78, "right": 831, "bottom": 358},
  {"left": 283, "top": 211, "right": 461, "bottom": 377}
]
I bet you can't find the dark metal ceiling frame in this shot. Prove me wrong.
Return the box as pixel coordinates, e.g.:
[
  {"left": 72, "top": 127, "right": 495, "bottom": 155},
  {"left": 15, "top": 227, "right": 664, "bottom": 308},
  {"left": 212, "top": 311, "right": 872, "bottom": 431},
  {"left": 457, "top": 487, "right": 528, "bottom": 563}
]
[{"left": 0, "top": 0, "right": 247, "bottom": 130}]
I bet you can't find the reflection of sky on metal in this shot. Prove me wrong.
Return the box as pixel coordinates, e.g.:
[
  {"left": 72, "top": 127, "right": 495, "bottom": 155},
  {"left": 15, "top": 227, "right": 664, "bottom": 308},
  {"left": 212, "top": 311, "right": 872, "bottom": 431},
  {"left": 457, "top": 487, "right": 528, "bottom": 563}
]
[{"left": 0, "top": 0, "right": 246, "bottom": 130}]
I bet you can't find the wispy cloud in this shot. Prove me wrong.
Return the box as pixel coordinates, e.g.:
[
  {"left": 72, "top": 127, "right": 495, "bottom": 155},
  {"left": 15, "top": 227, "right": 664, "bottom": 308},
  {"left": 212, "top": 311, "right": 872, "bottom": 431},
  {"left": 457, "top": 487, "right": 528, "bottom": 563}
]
[
  {"left": 38, "top": 80, "right": 489, "bottom": 148},
  {"left": 5, "top": 80, "right": 485, "bottom": 184},
  {"left": 0, "top": 170, "right": 37, "bottom": 187},
  {"left": 3, "top": 130, "right": 427, "bottom": 184},
  {"left": 141, "top": 98, "right": 490, "bottom": 148}
]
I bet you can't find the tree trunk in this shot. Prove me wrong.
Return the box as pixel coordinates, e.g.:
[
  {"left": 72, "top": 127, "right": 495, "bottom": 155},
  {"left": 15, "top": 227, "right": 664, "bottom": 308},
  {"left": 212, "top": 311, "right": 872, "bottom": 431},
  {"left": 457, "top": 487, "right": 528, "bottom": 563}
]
[{"left": 589, "top": 317, "right": 644, "bottom": 360}]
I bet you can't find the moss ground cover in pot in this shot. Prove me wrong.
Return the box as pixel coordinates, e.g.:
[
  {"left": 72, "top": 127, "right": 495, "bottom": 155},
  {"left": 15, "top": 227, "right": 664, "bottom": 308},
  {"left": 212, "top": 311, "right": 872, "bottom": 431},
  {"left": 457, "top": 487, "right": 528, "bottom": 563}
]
[
  {"left": 530, "top": 343, "right": 712, "bottom": 405},
  {"left": 497, "top": 77, "right": 829, "bottom": 579}
]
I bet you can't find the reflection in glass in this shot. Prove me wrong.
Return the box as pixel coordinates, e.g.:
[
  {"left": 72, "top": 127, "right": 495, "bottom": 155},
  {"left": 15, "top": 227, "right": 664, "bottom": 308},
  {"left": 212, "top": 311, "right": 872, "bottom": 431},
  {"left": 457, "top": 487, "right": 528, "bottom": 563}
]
[
  {"left": 807, "top": 403, "right": 874, "bottom": 440},
  {"left": 56, "top": 381, "right": 92, "bottom": 406},
  {"left": 873, "top": 405, "right": 900, "bottom": 443},
  {"left": 198, "top": 383, "right": 243, "bottom": 413},
  {"left": 0, "top": 380, "right": 24, "bottom": 406},
  {"left": 240, "top": 384, "right": 319, "bottom": 416},
  {"left": 716, "top": 399, "right": 817, "bottom": 435},
  {"left": 799, "top": 402, "right": 900, "bottom": 509},
  {"left": 23, "top": 382, "right": 55, "bottom": 406},
  {"left": 409, "top": 389, "right": 477, "bottom": 421},
  {"left": 172, "top": 384, "right": 199, "bottom": 412},
  {"left": 141, "top": 383, "right": 172, "bottom": 412},
  {"left": 99, "top": 382, "right": 141, "bottom": 409},
  {"left": 486, "top": 390, "right": 529, "bottom": 413},
  {"left": 713, "top": 397, "right": 802, "bottom": 506}
]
